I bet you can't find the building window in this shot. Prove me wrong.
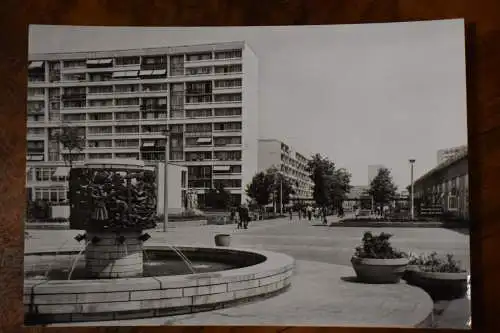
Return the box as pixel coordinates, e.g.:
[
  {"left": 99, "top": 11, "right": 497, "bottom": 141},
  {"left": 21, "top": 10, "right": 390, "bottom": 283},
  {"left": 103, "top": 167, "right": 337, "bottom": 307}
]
[
  {"left": 35, "top": 167, "right": 55, "bottom": 181},
  {"left": 115, "top": 56, "right": 140, "bottom": 66},
  {"left": 214, "top": 64, "right": 242, "bottom": 74},
  {"left": 213, "top": 93, "right": 241, "bottom": 103},
  {"left": 448, "top": 195, "right": 458, "bottom": 211},
  {"left": 214, "top": 108, "right": 241, "bottom": 117},
  {"left": 116, "top": 98, "right": 139, "bottom": 106},
  {"left": 214, "top": 79, "right": 242, "bottom": 89},
  {"left": 170, "top": 151, "right": 184, "bottom": 161},
  {"left": 181, "top": 171, "right": 187, "bottom": 187},
  {"left": 186, "top": 53, "right": 212, "bottom": 61},
  {"left": 214, "top": 50, "right": 242, "bottom": 60},
  {"left": 185, "top": 67, "right": 212, "bottom": 76},
  {"left": 34, "top": 187, "right": 67, "bottom": 203}
]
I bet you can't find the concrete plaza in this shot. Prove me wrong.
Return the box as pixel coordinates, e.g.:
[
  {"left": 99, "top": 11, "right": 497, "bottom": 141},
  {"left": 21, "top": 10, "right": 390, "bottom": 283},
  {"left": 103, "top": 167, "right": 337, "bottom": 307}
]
[{"left": 25, "top": 216, "right": 470, "bottom": 328}]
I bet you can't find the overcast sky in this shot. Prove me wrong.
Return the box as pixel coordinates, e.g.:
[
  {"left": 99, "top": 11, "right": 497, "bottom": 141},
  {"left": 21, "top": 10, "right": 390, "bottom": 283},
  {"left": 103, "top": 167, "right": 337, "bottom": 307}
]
[{"left": 29, "top": 19, "right": 467, "bottom": 189}]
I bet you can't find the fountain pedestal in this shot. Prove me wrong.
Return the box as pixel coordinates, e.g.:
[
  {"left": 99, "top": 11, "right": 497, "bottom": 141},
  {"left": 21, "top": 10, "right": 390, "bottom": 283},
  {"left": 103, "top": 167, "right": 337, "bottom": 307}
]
[
  {"left": 68, "top": 159, "right": 158, "bottom": 279},
  {"left": 85, "top": 231, "right": 143, "bottom": 278}
]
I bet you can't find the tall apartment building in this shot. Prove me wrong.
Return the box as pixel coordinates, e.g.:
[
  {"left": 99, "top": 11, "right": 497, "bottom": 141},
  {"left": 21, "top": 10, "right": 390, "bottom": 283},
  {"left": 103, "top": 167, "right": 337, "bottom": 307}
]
[
  {"left": 258, "top": 139, "right": 314, "bottom": 201},
  {"left": 26, "top": 41, "right": 259, "bottom": 206},
  {"left": 368, "top": 164, "right": 385, "bottom": 184},
  {"left": 437, "top": 145, "right": 467, "bottom": 165}
]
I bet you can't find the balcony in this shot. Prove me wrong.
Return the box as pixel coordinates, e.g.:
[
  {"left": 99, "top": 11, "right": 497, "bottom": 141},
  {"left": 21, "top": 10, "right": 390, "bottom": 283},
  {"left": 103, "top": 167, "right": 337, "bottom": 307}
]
[
  {"left": 184, "top": 57, "right": 242, "bottom": 68},
  {"left": 185, "top": 101, "right": 213, "bottom": 110},
  {"left": 140, "top": 104, "right": 168, "bottom": 112},
  {"left": 62, "top": 93, "right": 86, "bottom": 101},
  {"left": 213, "top": 129, "right": 242, "bottom": 137},
  {"left": 87, "top": 91, "right": 114, "bottom": 99},
  {"left": 213, "top": 86, "right": 242, "bottom": 94}
]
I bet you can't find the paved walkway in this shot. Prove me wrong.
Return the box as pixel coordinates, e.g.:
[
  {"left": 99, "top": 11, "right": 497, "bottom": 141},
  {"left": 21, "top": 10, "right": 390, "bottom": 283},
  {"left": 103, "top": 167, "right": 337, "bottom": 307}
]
[
  {"left": 25, "top": 216, "right": 470, "bottom": 328},
  {"left": 50, "top": 260, "right": 433, "bottom": 327}
]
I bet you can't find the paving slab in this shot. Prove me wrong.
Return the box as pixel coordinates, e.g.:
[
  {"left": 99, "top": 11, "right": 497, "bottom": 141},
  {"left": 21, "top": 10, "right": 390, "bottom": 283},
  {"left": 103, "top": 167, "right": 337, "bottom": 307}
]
[
  {"left": 48, "top": 260, "right": 433, "bottom": 327},
  {"left": 25, "top": 217, "right": 470, "bottom": 327}
]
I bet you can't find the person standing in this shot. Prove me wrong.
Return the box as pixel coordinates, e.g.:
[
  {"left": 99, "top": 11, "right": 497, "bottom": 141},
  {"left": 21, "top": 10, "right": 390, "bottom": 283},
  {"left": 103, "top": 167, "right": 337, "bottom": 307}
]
[
  {"left": 241, "top": 204, "right": 250, "bottom": 229},
  {"left": 289, "top": 207, "right": 293, "bottom": 220}
]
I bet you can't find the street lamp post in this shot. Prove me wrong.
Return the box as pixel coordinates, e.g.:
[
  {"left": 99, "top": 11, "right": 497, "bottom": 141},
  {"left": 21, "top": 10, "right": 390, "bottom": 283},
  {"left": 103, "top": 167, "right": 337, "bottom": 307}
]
[
  {"left": 163, "top": 130, "right": 171, "bottom": 232},
  {"left": 409, "top": 159, "right": 415, "bottom": 220},
  {"left": 280, "top": 176, "right": 283, "bottom": 215}
]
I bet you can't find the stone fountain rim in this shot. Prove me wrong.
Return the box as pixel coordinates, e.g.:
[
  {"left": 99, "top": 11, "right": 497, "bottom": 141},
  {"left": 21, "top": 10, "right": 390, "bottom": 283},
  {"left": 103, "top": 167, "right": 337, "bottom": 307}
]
[{"left": 24, "top": 245, "right": 294, "bottom": 285}]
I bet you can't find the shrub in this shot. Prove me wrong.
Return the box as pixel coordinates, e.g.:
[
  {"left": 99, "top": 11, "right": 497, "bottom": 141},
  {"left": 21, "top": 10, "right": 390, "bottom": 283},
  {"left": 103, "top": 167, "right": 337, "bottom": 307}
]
[
  {"left": 354, "top": 231, "right": 406, "bottom": 259},
  {"left": 408, "top": 251, "right": 465, "bottom": 273}
]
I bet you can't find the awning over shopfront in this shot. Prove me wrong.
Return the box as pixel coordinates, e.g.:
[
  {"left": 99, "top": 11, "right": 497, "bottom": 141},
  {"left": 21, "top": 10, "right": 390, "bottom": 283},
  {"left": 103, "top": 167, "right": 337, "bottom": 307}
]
[{"left": 53, "top": 167, "right": 71, "bottom": 178}]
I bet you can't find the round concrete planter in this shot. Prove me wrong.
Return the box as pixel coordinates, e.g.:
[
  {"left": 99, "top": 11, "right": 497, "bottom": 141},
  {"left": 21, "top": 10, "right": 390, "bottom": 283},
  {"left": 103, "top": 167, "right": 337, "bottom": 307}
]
[
  {"left": 351, "top": 256, "right": 409, "bottom": 284},
  {"left": 402, "top": 264, "right": 420, "bottom": 281},
  {"left": 404, "top": 269, "right": 468, "bottom": 301},
  {"left": 214, "top": 234, "right": 231, "bottom": 247}
]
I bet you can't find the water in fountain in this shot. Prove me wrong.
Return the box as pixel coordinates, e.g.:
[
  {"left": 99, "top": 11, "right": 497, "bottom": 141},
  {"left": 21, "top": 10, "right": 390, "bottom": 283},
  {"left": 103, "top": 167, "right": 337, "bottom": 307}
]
[
  {"left": 164, "top": 244, "right": 196, "bottom": 274},
  {"left": 43, "top": 238, "right": 74, "bottom": 278},
  {"left": 67, "top": 241, "right": 90, "bottom": 280}
]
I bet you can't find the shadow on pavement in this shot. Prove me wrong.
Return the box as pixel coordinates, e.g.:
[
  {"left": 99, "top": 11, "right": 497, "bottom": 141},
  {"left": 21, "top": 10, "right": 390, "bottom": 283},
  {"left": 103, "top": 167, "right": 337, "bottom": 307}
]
[{"left": 340, "top": 276, "right": 365, "bottom": 284}]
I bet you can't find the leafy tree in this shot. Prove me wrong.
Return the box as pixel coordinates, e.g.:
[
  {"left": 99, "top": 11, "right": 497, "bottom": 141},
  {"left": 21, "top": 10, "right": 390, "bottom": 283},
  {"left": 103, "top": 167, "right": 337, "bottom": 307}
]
[
  {"left": 265, "top": 167, "right": 295, "bottom": 212},
  {"left": 245, "top": 171, "right": 273, "bottom": 212},
  {"left": 329, "top": 168, "right": 352, "bottom": 209},
  {"left": 205, "top": 183, "right": 232, "bottom": 209},
  {"left": 52, "top": 124, "right": 86, "bottom": 167},
  {"left": 368, "top": 168, "right": 397, "bottom": 208},
  {"left": 308, "top": 154, "right": 335, "bottom": 208}
]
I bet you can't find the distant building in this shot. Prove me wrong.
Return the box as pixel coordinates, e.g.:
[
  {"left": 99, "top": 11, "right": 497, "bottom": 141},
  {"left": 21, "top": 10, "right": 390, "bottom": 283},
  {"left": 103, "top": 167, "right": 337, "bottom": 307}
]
[
  {"left": 368, "top": 164, "right": 385, "bottom": 184},
  {"left": 437, "top": 145, "right": 467, "bottom": 165},
  {"left": 413, "top": 149, "right": 468, "bottom": 219},
  {"left": 258, "top": 139, "right": 314, "bottom": 202},
  {"left": 343, "top": 185, "right": 370, "bottom": 211}
]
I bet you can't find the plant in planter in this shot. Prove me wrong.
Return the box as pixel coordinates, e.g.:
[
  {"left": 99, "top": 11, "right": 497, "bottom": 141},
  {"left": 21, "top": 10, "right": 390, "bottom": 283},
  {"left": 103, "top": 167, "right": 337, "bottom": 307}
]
[
  {"left": 351, "top": 231, "right": 408, "bottom": 284},
  {"left": 403, "top": 251, "right": 468, "bottom": 300}
]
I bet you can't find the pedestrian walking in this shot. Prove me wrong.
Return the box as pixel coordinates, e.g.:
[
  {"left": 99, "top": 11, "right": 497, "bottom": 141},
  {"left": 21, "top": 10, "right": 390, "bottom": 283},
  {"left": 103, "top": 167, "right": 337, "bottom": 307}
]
[
  {"left": 307, "top": 205, "right": 313, "bottom": 221},
  {"left": 289, "top": 207, "right": 293, "bottom": 220}
]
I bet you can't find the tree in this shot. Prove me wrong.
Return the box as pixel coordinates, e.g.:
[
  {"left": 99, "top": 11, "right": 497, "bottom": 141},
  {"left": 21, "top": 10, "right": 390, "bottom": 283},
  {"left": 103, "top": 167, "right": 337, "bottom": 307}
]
[
  {"left": 245, "top": 171, "right": 273, "bottom": 212},
  {"left": 52, "top": 124, "right": 86, "bottom": 167},
  {"left": 308, "top": 154, "right": 335, "bottom": 208},
  {"left": 205, "top": 183, "right": 232, "bottom": 209},
  {"left": 329, "top": 168, "right": 352, "bottom": 209},
  {"left": 265, "top": 167, "right": 295, "bottom": 212},
  {"left": 368, "top": 168, "right": 397, "bottom": 208}
]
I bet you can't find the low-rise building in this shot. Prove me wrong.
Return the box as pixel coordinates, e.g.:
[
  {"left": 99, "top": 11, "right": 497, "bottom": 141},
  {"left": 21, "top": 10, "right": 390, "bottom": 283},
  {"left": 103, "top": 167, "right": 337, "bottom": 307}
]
[
  {"left": 26, "top": 160, "right": 188, "bottom": 218},
  {"left": 412, "top": 150, "right": 469, "bottom": 219}
]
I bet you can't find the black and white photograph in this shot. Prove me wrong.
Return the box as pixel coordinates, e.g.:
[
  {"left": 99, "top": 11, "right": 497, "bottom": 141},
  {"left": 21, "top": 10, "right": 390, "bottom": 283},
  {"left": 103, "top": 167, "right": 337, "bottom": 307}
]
[{"left": 24, "top": 19, "right": 470, "bottom": 328}]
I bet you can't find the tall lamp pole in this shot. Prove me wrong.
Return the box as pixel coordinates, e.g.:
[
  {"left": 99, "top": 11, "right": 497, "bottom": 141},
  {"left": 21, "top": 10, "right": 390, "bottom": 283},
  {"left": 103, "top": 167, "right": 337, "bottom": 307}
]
[
  {"left": 409, "top": 159, "right": 415, "bottom": 220},
  {"left": 280, "top": 175, "right": 283, "bottom": 215},
  {"left": 163, "top": 130, "right": 171, "bottom": 232}
]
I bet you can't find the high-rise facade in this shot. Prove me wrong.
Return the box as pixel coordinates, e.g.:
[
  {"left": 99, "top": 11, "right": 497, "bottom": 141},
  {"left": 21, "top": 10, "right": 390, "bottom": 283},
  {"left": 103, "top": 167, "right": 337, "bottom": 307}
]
[
  {"left": 26, "top": 41, "right": 259, "bottom": 206},
  {"left": 258, "top": 139, "right": 314, "bottom": 200}
]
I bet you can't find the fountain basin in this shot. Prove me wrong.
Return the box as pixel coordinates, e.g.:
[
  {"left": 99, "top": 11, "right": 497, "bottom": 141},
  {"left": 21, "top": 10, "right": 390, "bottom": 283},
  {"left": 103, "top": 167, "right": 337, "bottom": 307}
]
[{"left": 24, "top": 246, "right": 294, "bottom": 324}]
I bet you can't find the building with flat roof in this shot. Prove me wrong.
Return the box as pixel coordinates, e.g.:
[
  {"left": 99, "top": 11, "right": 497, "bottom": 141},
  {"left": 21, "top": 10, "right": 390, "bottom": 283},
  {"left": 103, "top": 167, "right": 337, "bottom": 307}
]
[
  {"left": 437, "top": 145, "right": 467, "bottom": 165},
  {"left": 412, "top": 149, "right": 468, "bottom": 219},
  {"left": 257, "top": 139, "right": 314, "bottom": 201},
  {"left": 26, "top": 41, "right": 259, "bottom": 207}
]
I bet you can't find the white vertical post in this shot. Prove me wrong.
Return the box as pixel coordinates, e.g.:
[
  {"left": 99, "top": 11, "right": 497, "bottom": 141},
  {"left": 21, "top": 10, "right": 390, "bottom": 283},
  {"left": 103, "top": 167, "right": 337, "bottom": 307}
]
[
  {"left": 280, "top": 177, "right": 283, "bottom": 215},
  {"left": 409, "top": 159, "right": 415, "bottom": 220}
]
